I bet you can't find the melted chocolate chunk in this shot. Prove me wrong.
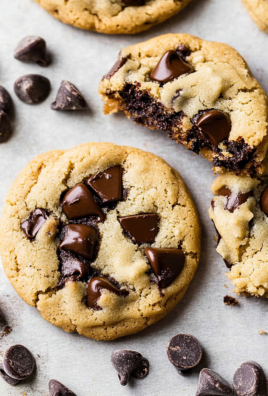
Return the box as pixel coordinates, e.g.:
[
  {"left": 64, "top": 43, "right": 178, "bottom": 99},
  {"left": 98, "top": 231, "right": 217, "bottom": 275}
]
[
  {"left": 86, "top": 166, "right": 122, "bottom": 204},
  {"left": 195, "top": 110, "right": 231, "bottom": 146},
  {"left": 49, "top": 379, "right": 77, "bottom": 396},
  {"left": 111, "top": 350, "right": 149, "bottom": 386},
  {"left": 60, "top": 224, "right": 98, "bottom": 260},
  {"left": 21, "top": 208, "right": 48, "bottom": 240},
  {"left": 167, "top": 334, "right": 202, "bottom": 371},
  {"left": 103, "top": 57, "right": 128, "bottom": 80},
  {"left": 3, "top": 345, "right": 35, "bottom": 380},
  {"left": 0, "top": 363, "right": 21, "bottom": 386},
  {"left": 122, "top": 0, "right": 145, "bottom": 4},
  {"left": 150, "top": 50, "right": 193, "bottom": 83},
  {"left": 62, "top": 183, "right": 105, "bottom": 221},
  {"left": 87, "top": 276, "right": 128, "bottom": 309},
  {"left": 119, "top": 214, "right": 158, "bottom": 244},
  {"left": 260, "top": 186, "right": 268, "bottom": 216},
  {"left": 196, "top": 368, "right": 233, "bottom": 396},
  {"left": 217, "top": 186, "right": 252, "bottom": 213},
  {"left": 176, "top": 44, "right": 191, "bottom": 60},
  {"left": 145, "top": 247, "right": 185, "bottom": 288},
  {"left": 59, "top": 250, "right": 89, "bottom": 281},
  {"left": 233, "top": 362, "right": 263, "bottom": 396},
  {"left": 14, "top": 36, "right": 50, "bottom": 67}
]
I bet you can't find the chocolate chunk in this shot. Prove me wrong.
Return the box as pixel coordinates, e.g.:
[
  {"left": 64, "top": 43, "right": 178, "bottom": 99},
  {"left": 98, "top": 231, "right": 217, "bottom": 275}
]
[
  {"left": 260, "top": 186, "right": 268, "bottom": 216},
  {"left": 51, "top": 81, "right": 87, "bottom": 111},
  {"left": 0, "top": 86, "right": 13, "bottom": 114},
  {"left": 0, "top": 111, "right": 12, "bottom": 143},
  {"left": 62, "top": 183, "right": 105, "bottom": 221},
  {"left": 217, "top": 186, "right": 252, "bottom": 213},
  {"left": 224, "top": 295, "right": 239, "bottom": 306},
  {"left": 3, "top": 345, "right": 35, "bottom": 380},
  {"left": 233, "top": 361, "right": 263, "bottom": 396},
  {"left": 145, "top": 248, "right": 185, "bottom": 288},
  {"left": 111, "top": 350, "right": 149, "bottom": 386},
  {"left": 150, "top": 50, "right": 193, "bottom": 83},
  {"left": 119, "top": 214, "right": 158, "bottom": 244},
  {"left": 87, "top": 276, "right": 129, "bottom": 309},
  {"left": 103, "top": 57, "right": 128, "bottom": 80},
  {"left": 196, "top": 368, "right": 233, "bottom": 396},
  {"left": 195, "top": 110, "right": 231, "bottom": 146},
  {"left": 14, "top": 74, "right": 50, "bottom": 104},
  {"left": 59, "top": 251, "right": 88, "bottom": 281},
  {"left": 49, "top": 379, "right": 77, "bottom": 396},
  {"left": 167, "top": 334, "right": 202, "bottom": 371},
  {"left": 0, "top": 363, "right": 21, "bottom": 386},
  {"left": 14, "top": 36, "right": 50, "bottom": 67},
  {"left": 60, "top": 224, "right": 98, "bottom": 260},
  {"left": 122, "top": 0, "right": 145, "bottom": 5},
  {"left": 224, "top": 259, "right": 232, "bottom": 269},
  {"left": 21, "top": 208, "right": 48, "bottom": 240},
  {"left": 176, "top": 44, "right": 191, "bottom": 60},
  {"left": 86, "top": 165, "right": 122, "bottom": 204}
]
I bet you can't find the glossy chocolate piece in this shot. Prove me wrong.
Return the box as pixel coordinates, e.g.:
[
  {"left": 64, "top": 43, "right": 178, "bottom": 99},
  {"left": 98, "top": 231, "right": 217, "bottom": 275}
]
[
  {"left": 145, "top": 247, "right": 185, "bottom": 288},
  {"left": 86, "top": 165, "right": 122, "bottom": 204},
  {"left": 87, "top": 276, "right": 128, "bottom": 309},
  {"left": 233, "top": 361, "right": 263, "bottom": 396},
  {"left": 0, "top": 86, "right": 13, "bottom": 114},
  {"left": 49, "top": 379, "right": 77, "bottom": 396},
  {"left": 62, "top": 183, "right": 105, "bottom": 221},
  {"left": 176, "top": 44, "right": 191, "bottom": 59},
  {"left": 167, "top": 334, "right": 202, "bottom": 371},
  {"left": 217, "top": 186, "right": 252, "bottom": 213},
  {"left": 0, "top": 363, "right": 20, "bottom": 386},
  {"left": 0, "top": 111, "right": 12, "bottom": 143},
  {"left": 119, "top": 214, "right": 158, "bottom": 244},
  {"left": 14, "top": 74, "right": 50, "bottom": 104},
  {"left": 51, "top": 81, "right": 87, "bottom": 111},
  {"left": 3, "top": 345, "right": 35, "bottom": 380},
  {"left": 21, "top": 208, "right": 48, "bottom": 240},
  {"left": 122, "top": 0, "right": 145, "bottom": 5},
  {"left": 60, "top": 224, "right": 98, "bottom": 260},
  {"left": 150, "top": 50, "right": 193, "bottom": 83},
  {"left": 14, "top": 36, "right": 50, "bottom": 67},
  {"left": 111, "top": 350, "right": 149, "bottom": 386},
  {"left": 195, "top": 110, "right": 231, "bottom": 146},
  {"left": 103, "top": 57, "right": 128, "bottom": 80},
  {"left": 196, "top": 368, "right": 233, "bottom": 396},
  {"left": 59, "top": 251, "right": 88, "bottom": 280},
  {"left": 260, "top": 186, "right": 268, "bottom": 216}
]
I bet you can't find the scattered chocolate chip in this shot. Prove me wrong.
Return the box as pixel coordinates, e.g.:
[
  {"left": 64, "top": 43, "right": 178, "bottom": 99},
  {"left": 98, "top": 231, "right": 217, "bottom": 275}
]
[
  {"left": 150, "top": 50, "right": 193, "bottom": 83},
  {"left": 217, "top": 186, "right": 252, "bottom": 213},
  {"left": 145, "top": 248, "right": 185, "bottom": 288},
  {"left": 196, "top": 368, "right": 233, "bottom": 396},
  {"left": 49, "top": 379, "right": 77, "bottom": 396},
  {"left": 51, "top": 81, "right": 87, "bottom": 111},
  {"left": 59, "top": 251, "right": 89, "bottom": 281},
  {"left": 119, "top": 214, "right": 158, "bottom": 244},
  {"left": 167, "top": 334, "right": 202, "bottom": 372},
  {"left": 195, "top": 110, "right": 231, "bottom": 146},
  {"left": 60, "top": 224, "right": 98, "bottom": 260},
  {"left": 62, "top": 183, "right": 105, "bottom": 221},
  {"left": 3, "top": 345, "right": 35, "bottom": 380},
  {"left": 0, "top": 86, "right": 13, "bottom": 114},
  {"left": 14, "top": 74, "right": 50, "bottom": 104},
  {"left": 260, "top": 186, "right": 268, "bottom": 216},
  {"left": 0, "top": 111, "right": 12, "bottom": 143},
  {"left": 103, "top": 57, "right": 128, "bottom": 80},
  {"left": 224, "top": 295, "right": 239, "bottom": 306},
  {"left": 111, "top": 350, "right": 149, "bottom": 386},
  {"left": 21, "top": 209, "right": 49, "bottom": 240},
  {"left": 87, "top": 276, "right": 129, "bottom": 309},
  {"left": 14, "top": 36, "right": 50, "bottom": 67},
  {"left": 0, "top": 363, "right": 21, "bottom": 386},
  {"left": 233, "top": 361, "right": 263, "bottom": 396},
  {"left": 176, "top": 44, "right": 191, "bottom": 59},
  {"left": 86, "top": 165, "right": 122, "bottom": 204},
  {"left": 122, "top": 0, "right": 145, "bottom": 5}
]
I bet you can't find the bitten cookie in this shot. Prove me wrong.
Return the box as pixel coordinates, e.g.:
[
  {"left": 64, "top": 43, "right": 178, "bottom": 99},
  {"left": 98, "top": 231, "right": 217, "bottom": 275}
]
[
  {"left": 0, "top": 143, "right": 200, "bottom": 340},
  {"left": 99, "top": 33, "right": 268, "bottom": 175},
  {"left": 242, "top": 0, "right": 268, "bottom": 33},
  {"left": 209, "top": 170, "right": 268, "bottom": 297},
  {"left": 33, "top": 0, "right": 193, "bottom": 34}
]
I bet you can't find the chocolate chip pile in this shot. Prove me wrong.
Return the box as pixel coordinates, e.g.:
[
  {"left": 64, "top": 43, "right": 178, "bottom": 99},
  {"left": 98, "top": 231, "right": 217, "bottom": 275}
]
[{"left": 0, "top": 345, "right": 35, "bottom": 386}]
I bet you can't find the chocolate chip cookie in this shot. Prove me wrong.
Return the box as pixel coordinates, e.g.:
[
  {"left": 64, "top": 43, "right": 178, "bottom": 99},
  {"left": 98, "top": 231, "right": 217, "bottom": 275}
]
[
  {"left": 34, "top": 0, "right": 193, "bottom": 34},
  {"left": 242, "top": 0, "right": 268, "bottom": 33},
  {"left": 99, "top": 33, "right": 268, "bottom": 175},
  {"left": 0, "top": 143, "right": 200, "bottom": 340},
  {"left": 209, "top": 168, "right": 268, "bottom": 297}
]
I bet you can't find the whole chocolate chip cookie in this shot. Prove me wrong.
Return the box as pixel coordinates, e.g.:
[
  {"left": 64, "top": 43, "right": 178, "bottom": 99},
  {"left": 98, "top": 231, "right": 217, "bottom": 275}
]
[
  {"left": 0, "top": 143, "right": 200, "bottom": 340},
  {"left": 33, "top": 0, "right": 193, "bottom": 34},
  {"left": 209, "top": 167, "right": 268, "bottom": 297},
  {"left": 99, "top": 33, "right": 268, "bottom": 175},
  {"left": 242, "top": 0, "right": 268, "bottom": 33}
]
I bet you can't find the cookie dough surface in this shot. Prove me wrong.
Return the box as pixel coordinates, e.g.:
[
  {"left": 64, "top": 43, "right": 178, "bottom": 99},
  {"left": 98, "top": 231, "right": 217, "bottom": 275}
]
[
  {"left": 0, "top": 143, "right": 200, "bottom": 340},
  {"left": 99, "top": 33, "right": 268, "bottom": 175},
  {"left": 242, "top": 0, "right": 268, "bottom": 33},
  {"left": 34, "top": 0, "right": 193, "bottom": 34}
]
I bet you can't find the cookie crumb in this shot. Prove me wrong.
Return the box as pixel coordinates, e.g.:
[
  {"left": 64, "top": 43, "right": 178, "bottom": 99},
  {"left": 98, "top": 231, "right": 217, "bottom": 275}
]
[
  {"left": 224, "top": 284, "right": 228, "bottom": 288},
  {"left": 259, "top": 329, "right": 267, "bottom": 335},
  {"left": 224, "top": 295, "right": 239, "bottom": 306},
  {"left": 1, "top": 325, "right": 12, "bottom": 338}
]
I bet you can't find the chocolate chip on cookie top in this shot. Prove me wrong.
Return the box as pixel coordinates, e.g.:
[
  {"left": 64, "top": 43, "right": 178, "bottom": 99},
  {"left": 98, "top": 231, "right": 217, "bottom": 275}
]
[
  {"left": 119, "top": 213, "right": 158, "bottom": 244},
  {"left": 150, "top": 50, "right": 193, "bottom": 83},
  {"left": 87, "top": 276, "right": 129, "bottom": 310},
  {"left": 86, "top": 165, "right": 123, "bottom": 203},
  {"left": 21, "top": 208, "right": 49, "bottom": 240}
]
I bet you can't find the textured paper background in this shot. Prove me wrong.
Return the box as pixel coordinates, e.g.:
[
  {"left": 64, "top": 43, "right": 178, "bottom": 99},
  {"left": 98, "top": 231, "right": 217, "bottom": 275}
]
[{"left": 0, "top": 0, "right": 268, "bottom": 395}]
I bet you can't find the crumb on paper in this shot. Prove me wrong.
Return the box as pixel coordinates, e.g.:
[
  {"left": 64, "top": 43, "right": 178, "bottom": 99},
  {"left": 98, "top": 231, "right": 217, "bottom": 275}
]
[
  {"left": 259, "top": 329, "right": 267, "bottom": 335},
  {"left": 224, "top": 284, "right": 228, "bottom": 288},
  {"left": 224, "top": 295, "right": 239, "bottom": 306},
  {"left": 1, "top": 325, "right": 12, "bottom": 338}
]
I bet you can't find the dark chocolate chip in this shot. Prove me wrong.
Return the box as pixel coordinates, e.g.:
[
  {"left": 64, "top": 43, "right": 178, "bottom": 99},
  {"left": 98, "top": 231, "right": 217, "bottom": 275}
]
[
  {"left": 3, "top": 345, "right": 35, "bottom": 380},
  {"left": 86, "top": 165, "right": 122, "bottom": 204},
  {"left": 14, "top": 36, "right": 50, "bottom": 67},
  {"left": 122, "top": 0, "right": 145, "bottom": 5},
  {"left": 59, "top": 251, "right": 89, "bottom": 281},
  {"left": 14, "top": 74, "right": 50, "bottom": 104},
  {"left": 167, "top": 334, "right": 202, "bottom": 371},
  {"left": 145, "top": 248, "right": 185, "bottom": 288},
  {"left": 0, "top": 86, "right": 13, "bottom": 114},
  {"left": 233, "top": 361, "right": 263, "bottom": 396},
  {"left": 51, "top": 81, "right": 87, "bottom": 111},
  {"left": 60, "top": 224, "right": 98, "bottom": 260},
  {"left": 224, "top": 295, "right": 239, "bottom": 306},
  {"left": 0, "top": 111, "right": 12, "bottom": 143},
  {"left": 103, "top": 57, "right": 128, "bottom": 80},
  {"left": 119, "top": 214, "right": 158, "bottom": 244},
  {"left": 196, "top": 368, "right": 233, "bottom": 396},
  {"left": 62, "top": 183, "right": 105, "bottom": 221},
  {"left": 217, "top": 186, "right": 252, "bottom": 213},
  {"left": 0, "top": 363, "right": 21, "bottom": 386},
  {"left": 176, "top": 44, "right": 191, "bottom": 59},
  {"left": 111, "top": 350, "right": 148, "bottom": 386},
  {"left": 49, "top": 379, "right": 77, "bottom": 396},
  {"left": 150, "top": 50, "right": 193, "bottom": 83},
  {"left": 224, "top": 259, "right": 232, "bottom": 269},
  {"left": 195, "top": 110, "right": 231, "bottom": 146},
  {"left": 21, "top": 208, "right": 48, "bottom": 240},
  {"left": 260, "top": 186, "right": 268, "bottom": 216},
  {"left": 87, "top": 276, "right": 129, "bottom": 309}
]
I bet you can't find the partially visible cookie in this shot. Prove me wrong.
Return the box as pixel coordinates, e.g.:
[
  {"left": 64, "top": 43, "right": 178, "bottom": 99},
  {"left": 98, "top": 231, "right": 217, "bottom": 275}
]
[
  {"left": 209, "top": 170, "right": 268, "bottom": 297},
  {"left": 0, "top": 142, "right": 200, "bottom": 340},
  {"left": 242, "top": 0, "right": 268, "bottom": 33},
  {"left": 34, "top": 0, "right": 193, "bottom": 34},
  {"left": 99, "top": 33, "right": 268, "bottom": 175}
]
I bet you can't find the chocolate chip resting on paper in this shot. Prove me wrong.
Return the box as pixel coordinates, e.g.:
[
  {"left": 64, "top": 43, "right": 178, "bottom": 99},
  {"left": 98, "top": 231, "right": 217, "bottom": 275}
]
[
  {"left": 111, "top": 350, "right": 149, "bottom": 386},
  {"left": 167, "top": 334, "right": 202, "bottom": 375}
]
